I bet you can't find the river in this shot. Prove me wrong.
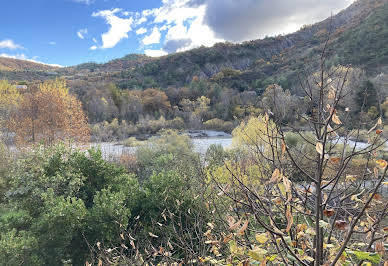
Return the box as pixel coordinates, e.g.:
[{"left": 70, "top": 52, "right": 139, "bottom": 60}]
[{"left": 89, "top": 133, "right": 233, "bottom": 159}]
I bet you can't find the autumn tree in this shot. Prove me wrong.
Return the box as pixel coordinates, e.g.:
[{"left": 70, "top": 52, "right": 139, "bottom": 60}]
[
  {"left": 0, "top": 80, "right": 20, "bottom": 142},
  {"left": 141, "top": 88, "right": 171, "bottom": 116},
  {"left": 204, "top": 40, "right": 388, "bottom": 265},
  {"left": 9, "top": 79, "right": 89, "bottom": 145}
]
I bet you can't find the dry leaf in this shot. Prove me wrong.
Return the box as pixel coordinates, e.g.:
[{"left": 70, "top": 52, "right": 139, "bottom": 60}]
[
  {"left": 376, "top": 159, "right": 388, "bottom": 169},
  {"left": 374, "top": 167, "right": 379, "bottom": 179},
  {"left": 330, "top": 157, "right": 340, "bottom": 164},
  {"left": 323, "top": 209, "right": 335, "bottom": 218},
  {"left": 148, "top": 232, "right": 159, "bottom": 238},
  {"left": 281, "top": 140, "right": 286, "bottom": 157},
  {"left": 373, "top": 193, "right": 382, "bottom": 200},
  {"left": 328, "top": 89, "right": 335, "bottom": 99},
  {"left": 270, "top": 169, "right": 280, "bottom": 183},
  {"left": 377, "top": 117, "right": 383, "bottom": 125},
  {"left": 316, "top": 142, "right": 324, "bottom": 155},
  {"left": 286, "top": 207, "right": 293, "bottom": 232},
  {"left": 334, "top": 220, "right": 348, "bottom": 230},
  {"left": 229, "top": 218, "right": 242, "bottom": 231},
  {"left": 223, "top": 233, "right": 233, "bottom": 243},
  {"left": 376, "top": 129, "right": 383, "bottom": 135},
  {"left": 332, "top": 113, "right": 342, "bottom": 125},
  {"left": 237, "top": 220, "right": 249, "bottom": 236}
]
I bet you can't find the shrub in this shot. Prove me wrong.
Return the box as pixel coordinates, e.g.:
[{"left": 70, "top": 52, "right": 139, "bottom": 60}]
[{"left": 204, "top": 118, "right": 234, "bottom": 132}]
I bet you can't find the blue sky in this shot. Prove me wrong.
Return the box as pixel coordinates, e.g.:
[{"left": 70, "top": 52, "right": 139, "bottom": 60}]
[{"left": 0, "top": 0, "right": 354, "bottom": 67}]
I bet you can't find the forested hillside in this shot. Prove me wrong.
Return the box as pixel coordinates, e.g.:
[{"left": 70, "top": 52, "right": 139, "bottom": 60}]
[{"left": 1, "top": 0, "right": 388, "bottom": 139}]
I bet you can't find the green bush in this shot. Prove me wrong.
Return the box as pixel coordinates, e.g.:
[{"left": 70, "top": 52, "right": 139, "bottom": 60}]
[{"left": 0, "top": 144, "right": 139, "bottom": 265}]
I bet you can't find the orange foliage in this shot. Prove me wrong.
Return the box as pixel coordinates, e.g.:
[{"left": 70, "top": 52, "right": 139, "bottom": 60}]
[{"left": 9, "top": 79, "right": 89, "bottom": 145}]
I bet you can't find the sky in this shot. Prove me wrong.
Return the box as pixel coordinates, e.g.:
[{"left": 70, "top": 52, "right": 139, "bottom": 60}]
[{"left": 0, "top": 0, "right": 354, "bottom": 67}]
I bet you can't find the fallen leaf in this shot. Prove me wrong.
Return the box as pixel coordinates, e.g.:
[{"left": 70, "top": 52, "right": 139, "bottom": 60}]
[{"left": 376, "top": 129, "right": 383, "bottom": 135}]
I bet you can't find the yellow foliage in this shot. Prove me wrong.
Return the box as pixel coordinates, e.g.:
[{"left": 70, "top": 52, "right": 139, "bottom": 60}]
[{"left": 232, "top": 115, "right": 278, "bottom": 155}]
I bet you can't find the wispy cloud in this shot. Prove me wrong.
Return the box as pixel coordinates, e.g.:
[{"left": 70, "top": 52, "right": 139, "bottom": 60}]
[
  {"left": 49, "top": 41, "right": 56, "bottom": 45},
  {"left": 0, "top": 39, "right": 24, "bottom": 50},
  {"left": 77, "top": 28, "right": 88, "bottom": 39},
  {"left": 92, "top": 8, "right": 134, "bottom": 49}
]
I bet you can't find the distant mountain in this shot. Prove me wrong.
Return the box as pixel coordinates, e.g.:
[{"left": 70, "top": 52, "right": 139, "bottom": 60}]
[
  {"left": 1, "top": 0, "right": 387, "bottom": 91},
  {"left": 0, "top": 57, "right": 60, "bottom": 82}
]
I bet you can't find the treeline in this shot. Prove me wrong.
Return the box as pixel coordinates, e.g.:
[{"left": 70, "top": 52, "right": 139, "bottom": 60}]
[{"left": 67, "top": 66, "right": 386, "bottom": 141}]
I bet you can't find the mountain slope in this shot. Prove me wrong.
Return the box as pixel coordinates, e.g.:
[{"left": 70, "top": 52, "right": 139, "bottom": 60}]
[
  {"left": 1, "top": 0, "right": 387, "bottom": 90},
  {"left": 65, "top": 0, "right": 388, "bottom": 92}
]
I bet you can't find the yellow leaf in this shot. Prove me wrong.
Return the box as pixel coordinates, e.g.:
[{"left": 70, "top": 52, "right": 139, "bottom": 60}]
[
  {"left": 248, "top": 247, "right": 268, "bottom": 262},
  {"left": 316, "top": 142, "right": 323, "bottom": 155},
  {"left": 378, "top": 117, "right": 383, "bottom": 125},
  {"left": 255, "top": 233, "right": 268, "bottom": 244},
  {"left": 376, "top": 159, "right": 388, "bottom": 169}
]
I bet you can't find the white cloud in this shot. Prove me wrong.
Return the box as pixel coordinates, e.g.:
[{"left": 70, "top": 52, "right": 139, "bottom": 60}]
[
  {"left": 0, "top": 39, "right": 24, "bottom": 50},
  {"left": 0, "top": 53, "right": 62, "bottom": 67},
  {"left": 136, "top": 27, "right": 147, "bottom": 35},
  {"left": 136, "top": 16, "right": 147, "bottom": 26},
  {"left": 92, "top": 8, "right": 134, "bottom": 49},
  {"left": 49, "top": 41, "right": 56, "bottom": 45},
  {"left": 89, "top": 0, "right": 354, "bottom": 55},
  {"left": 90, "top": 45, "right": 98, "bottom": 50},
  {"left": 77, "top": 28, "right": 88, "bottom": 39},
  {"left": 144, "top": 49, "right": 168, "bottom": 57},
  {"left": 92, "top": 38, "right": 98, "bottom": 43},
  {"left": 142, "top": 27, "right": 161, "bottom": 45}
]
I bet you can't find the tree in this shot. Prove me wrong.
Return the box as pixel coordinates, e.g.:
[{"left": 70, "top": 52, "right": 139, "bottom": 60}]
[
  {"left": 141, "top": 88, "right": 171, "bottom": 116},
  {"left": 9, "top": 79, "right": 89, "bottom": 145},
  {"left": 205, "top": 42, "right": 388, "bottom": 265},
  {"left": 0, "top": 80, "right": 20, "bottom": 142}
]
